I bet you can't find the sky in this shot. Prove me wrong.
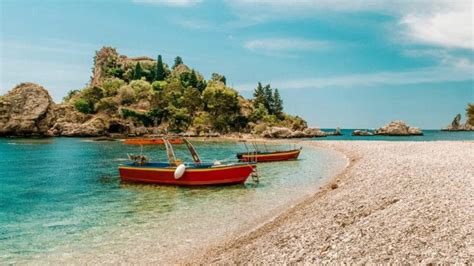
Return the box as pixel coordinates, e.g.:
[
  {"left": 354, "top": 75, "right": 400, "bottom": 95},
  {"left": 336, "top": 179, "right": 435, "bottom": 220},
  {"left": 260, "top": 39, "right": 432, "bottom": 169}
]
[{"left": 0, "top": 0, "right": 473, "bottom": 129}]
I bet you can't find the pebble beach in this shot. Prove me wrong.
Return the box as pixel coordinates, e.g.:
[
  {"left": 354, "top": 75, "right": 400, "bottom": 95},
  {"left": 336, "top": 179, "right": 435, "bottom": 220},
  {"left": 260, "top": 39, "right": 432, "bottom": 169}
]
[{"left": 189, "top": 141, "right": 474, "bottom": 264}]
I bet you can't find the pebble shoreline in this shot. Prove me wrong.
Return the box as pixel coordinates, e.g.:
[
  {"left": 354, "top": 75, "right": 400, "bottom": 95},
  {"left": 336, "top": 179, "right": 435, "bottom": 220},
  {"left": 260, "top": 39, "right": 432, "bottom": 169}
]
[{"left": 187, "top": 141, "right": 474, "bottom": 264}]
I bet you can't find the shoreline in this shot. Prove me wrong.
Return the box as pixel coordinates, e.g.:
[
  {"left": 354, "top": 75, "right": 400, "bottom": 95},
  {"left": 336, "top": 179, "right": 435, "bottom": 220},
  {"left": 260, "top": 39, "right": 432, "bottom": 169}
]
[{"left": 185, "top": 140, "right": 474, "bottom": 264}]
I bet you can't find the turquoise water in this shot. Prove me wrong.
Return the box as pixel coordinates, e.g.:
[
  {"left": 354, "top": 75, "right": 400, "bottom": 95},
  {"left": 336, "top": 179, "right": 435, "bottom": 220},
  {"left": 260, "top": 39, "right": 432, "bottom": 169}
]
[
  {"left": 316, "top": 129, "right": 474, "bottom": 141},
  {"left": 0, "top": 138, "right": 347, "bottom": 263}
]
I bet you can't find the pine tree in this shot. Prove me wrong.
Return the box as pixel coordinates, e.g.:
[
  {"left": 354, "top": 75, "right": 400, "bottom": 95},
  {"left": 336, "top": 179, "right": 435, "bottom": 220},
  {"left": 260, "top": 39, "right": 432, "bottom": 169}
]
[
  {"left": 173, "top": 56, "right": 183, "bottom": 69},
  {"left": 253, "top": 82, "right": 266, "bottom": 108},
  {"left": 263, "top": 84, "right": 274, "bottom": 114},
  {"left": 189, "top": 70, "right": 198, "bottom": 88},
  {"left": 155, "top": 55, "right": 165, "bottom": 81},
  {"left": 133, "top": 62, "right": 142, "bottom": 80},
  {"left": 273, "top": 88, "right": 283, "bottom": 118}
]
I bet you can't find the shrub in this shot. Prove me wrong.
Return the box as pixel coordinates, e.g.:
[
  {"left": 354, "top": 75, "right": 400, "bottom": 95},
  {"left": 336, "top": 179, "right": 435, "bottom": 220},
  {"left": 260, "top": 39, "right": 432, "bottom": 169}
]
[
  {"left": 151, "top": 80, "right": 168, "bottom": 91},
  {"left": 94, "top": 97, "right": 118, "bottom": 113},
  {"left": 130, "top": 80, "right": 152, "bottom": 101},
  {"left": 118, "top": 85, "right": 135, "bottom": 105},
  {"left": 74, "top": 98, "right": 93, "bottom": 114},
  {"left": 102, "top": 78, "right": 125, "bottom": 97}
]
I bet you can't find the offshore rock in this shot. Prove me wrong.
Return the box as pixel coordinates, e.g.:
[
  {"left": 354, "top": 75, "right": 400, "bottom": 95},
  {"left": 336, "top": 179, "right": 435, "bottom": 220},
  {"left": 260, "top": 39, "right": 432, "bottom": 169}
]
[
  {"left": 376, "top": 120, "right": 423, "bottom": 136},
  {"left": 352, "top": 129, "right": 374, "bottom": 136},
  {"left": 0, "top": 83, "right": 54, "bottom": 136},
  {"left": 303, "top": 127, "right": 327, "bottom": 137},
  {"left": 442, "top": 114, "right": 474, "bottom": 131}
]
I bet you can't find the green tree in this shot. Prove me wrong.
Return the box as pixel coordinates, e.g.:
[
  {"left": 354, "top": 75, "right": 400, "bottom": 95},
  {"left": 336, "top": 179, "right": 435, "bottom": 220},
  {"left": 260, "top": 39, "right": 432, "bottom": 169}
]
[
  {"left": 253, "top": 82, "right": 266, "bottom": 108},
  {"left": 202, "top": 82, "right": 240, "bottom": 132},
  {"left": 182, "top": 87, "right": 202, "bottom": 114},
  {"left": 166, "top": 105, "right": 192, "bottom": 132},
  {"left": 467, "top": 103, "right": 474, "bottom": 126},
  {"left": 211, "top": 73, "right": 226, "bottom": 85},
  {"left": 273, "top": 88, "right": 283, "bottom": 118},
  {"left": 173, "top": 56, "right": 183, "bottom": 69},
  {"left": 155, "top": 55, "right": 165, "bottom": 81},
  {"left": 263, "top": 84, "right": 274, "bottom": 114},
  {"left": 133, "top": 62, "right": 143, "bottom": 80},
  {"left": 249, "top": 103, "right": 269, "bottom": 122}
]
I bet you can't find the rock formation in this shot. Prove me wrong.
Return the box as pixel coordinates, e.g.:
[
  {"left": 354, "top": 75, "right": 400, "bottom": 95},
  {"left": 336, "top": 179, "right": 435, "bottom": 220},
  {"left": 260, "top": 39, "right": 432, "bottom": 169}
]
[
  {"left": 352, "top": 120, "right": 423, "bottom": 136},
  {"left": 262, "top": 126, "right": 340, "bottom": 138},
  {"left": 0, "top": 83, "right": 114, "bottom": 137},
  {"left": 375, "top": 120, "right": 423, "bottom": 136},
  {"left": 352, "top": 129, "right": 374, "bottom": 136},
  {"left": 0, "top": 83, "right": 54, "bottom": 136},
  {"left": 442, "top": 114, "right": 474, "bottom": 131}
]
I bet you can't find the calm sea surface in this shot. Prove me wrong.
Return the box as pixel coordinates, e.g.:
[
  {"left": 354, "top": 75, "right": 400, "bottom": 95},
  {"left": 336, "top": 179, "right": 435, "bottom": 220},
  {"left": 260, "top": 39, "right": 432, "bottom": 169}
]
[
  {"left": 0, "top": 138, "right": 347, "bottom": 263},
  {"left": 316, "top": 129, "right": 474, "bottom": 141}
]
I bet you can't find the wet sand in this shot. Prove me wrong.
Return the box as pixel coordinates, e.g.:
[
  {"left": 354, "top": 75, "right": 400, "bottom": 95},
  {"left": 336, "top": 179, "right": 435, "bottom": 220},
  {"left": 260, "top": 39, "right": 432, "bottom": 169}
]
[{"left": 188, "top": 141, "right": 474, "bottom": 264}]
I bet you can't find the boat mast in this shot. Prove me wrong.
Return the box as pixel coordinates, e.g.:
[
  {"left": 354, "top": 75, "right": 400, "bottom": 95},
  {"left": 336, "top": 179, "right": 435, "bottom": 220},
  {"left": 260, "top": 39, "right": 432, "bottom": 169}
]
[
  {"left": 163, "top": 137, "right": 177, "bottom": 166},
  {"left": 183, "top": 138, "right": 201, "bottom": 163}
]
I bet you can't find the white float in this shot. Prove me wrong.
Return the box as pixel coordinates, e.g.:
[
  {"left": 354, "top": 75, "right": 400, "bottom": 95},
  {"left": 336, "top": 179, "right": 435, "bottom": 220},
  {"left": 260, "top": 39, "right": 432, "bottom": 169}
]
[{"left": 174, "top": 164, "right": 186, "bottom": 179}]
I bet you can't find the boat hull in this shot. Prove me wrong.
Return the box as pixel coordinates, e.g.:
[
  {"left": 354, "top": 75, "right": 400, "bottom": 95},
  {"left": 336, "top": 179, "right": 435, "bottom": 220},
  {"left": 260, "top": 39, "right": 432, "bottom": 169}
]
[
  {"left": 119, "top": 164, "right": 255, "bottom": 186},
  {"left": 237, "top": 149, "right": 301, "bottom": 162}
]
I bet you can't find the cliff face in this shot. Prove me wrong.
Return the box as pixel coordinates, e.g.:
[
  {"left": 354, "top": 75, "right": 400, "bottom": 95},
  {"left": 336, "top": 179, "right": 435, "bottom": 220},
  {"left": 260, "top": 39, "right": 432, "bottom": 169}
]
[
  {"left": 0, "top": 83, "right": 109, "bottom": 137},
  {"left": 0, "top": 83, "right": 54, "bottom": 135}
]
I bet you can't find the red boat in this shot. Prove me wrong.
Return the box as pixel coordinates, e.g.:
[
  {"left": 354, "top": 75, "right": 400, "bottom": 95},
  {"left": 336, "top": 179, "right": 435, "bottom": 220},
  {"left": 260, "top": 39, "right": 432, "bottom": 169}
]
[
  {"left": 119, "top": 137, "right": 256, "bottom": 186},
  {"left": 237, "top": 149, "right": 301, "bottom": 162}
]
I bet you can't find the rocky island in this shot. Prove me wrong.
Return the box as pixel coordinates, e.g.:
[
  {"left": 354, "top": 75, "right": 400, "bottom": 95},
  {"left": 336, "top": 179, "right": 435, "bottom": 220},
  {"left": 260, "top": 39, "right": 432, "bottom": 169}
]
[
  {"left": 0, "top": 47, "right": 332, "bottom": 138},
  {"left": 352, "top": 120, "right": 423, "bottom": 136},
  {"left": 441, "top": 110, "right": 474, "bottom": 131}
]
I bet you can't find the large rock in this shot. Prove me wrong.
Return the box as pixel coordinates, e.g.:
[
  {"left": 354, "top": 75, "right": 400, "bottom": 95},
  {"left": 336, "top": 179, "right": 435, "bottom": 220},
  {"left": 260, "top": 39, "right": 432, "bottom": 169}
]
[
  {"left": 0, "top": 83, "right": 54, "bottom": 136},
  {"left": 51, "top": 117, "right": 108, "bottom": 137},
  {"left": 303, "top": 127, "right": 327, "bottom": 137},
  {"left": 352, "top": 129, "right": 374, "bottom": 136},
  {"left": 262, "top": 127, "right": 293, "bottom": 138},
  {"left": 442, "top": 114, "right": 474, "bottom": 131},
  {"left": 376, "top": 120, "right": 423, "bottom": 136}
]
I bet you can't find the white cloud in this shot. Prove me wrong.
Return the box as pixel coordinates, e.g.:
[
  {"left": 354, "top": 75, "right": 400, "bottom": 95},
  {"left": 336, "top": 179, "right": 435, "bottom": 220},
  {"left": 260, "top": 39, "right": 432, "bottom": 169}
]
[
  {"left": 235, "top": 62, "right": 474, "bottom": 91},
  {"left": 400, "top": 10, "right": 474, "bottom": 50},
  {"left": 229, "top": 0, "right": 474, "bottom": 50},
  {"left": 132, "top": 0, "right": 201, "bottom": 7}
]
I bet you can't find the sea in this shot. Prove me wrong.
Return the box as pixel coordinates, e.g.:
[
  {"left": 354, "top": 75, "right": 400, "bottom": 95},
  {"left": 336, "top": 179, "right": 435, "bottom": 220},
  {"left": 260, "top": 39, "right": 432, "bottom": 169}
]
[
  {"left": 0, "top": 131, "right": 472, "bottom": 263},
  {"left": 316, "top": 129, "right": 474, "bottom": 141},
  {"left": 0, "top": 138, "right": 346, "bottom": 263}
]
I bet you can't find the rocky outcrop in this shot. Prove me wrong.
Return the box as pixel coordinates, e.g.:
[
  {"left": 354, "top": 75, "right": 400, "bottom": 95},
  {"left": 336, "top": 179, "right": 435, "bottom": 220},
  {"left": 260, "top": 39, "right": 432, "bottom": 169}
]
[
  {"left": 352, "top": 129, "right": 374, "bottom": 136},
  {"left": 442, "top": 114, "right": 474, "bottom": 131},
  {"left": 262, "top": 126, "right": 341, "bottom": 138},
  {"left": 1, "top": 83, "right": 115, "bottom": 137},
  {"left": 0, "top": 83, "right": 54, "bottom": 136},
  {"left": 352, "top": 121, "right": 423, "bottom": 136},
  {"left": 375, "top": 120, "right": 423, "bottom": 136}
]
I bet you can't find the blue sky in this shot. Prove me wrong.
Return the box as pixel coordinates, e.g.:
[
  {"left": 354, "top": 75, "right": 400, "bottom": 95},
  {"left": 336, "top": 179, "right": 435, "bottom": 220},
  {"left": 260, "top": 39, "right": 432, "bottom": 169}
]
[{"left": 1, "top": 0, "right": 473, "bottom": 129}]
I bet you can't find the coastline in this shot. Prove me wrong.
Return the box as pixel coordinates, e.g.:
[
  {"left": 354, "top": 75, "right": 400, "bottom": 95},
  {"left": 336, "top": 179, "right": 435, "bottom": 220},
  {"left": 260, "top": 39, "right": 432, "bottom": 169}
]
[{"left": 185, "top": 141, "right": 474, "bottom": 264}]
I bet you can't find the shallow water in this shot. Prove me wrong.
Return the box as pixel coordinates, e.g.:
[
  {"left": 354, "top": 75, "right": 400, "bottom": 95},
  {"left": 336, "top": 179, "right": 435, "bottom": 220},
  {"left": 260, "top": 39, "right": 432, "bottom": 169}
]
[{"left": 0, "top": 138, "right": 347, "bottom": 263}]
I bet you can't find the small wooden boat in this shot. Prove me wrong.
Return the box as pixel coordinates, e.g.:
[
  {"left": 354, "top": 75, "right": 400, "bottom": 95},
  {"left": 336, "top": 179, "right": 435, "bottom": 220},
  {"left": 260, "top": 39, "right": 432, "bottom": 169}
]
[
  {"left": 237, "top": 149, "right": 301, "bottom": 162},
  {"left": 236, "top": 142, "right": 302, "bottom": 163},
  {"left": 119, "top": 137, "right": 256, "bottom": 186}
]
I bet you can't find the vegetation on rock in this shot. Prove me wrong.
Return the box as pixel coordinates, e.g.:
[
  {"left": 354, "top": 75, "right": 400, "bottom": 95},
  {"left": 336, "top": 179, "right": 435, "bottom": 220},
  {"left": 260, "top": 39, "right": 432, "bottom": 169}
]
[{"left": 63, "top": 47, "right": 308, "bottom": 135}]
